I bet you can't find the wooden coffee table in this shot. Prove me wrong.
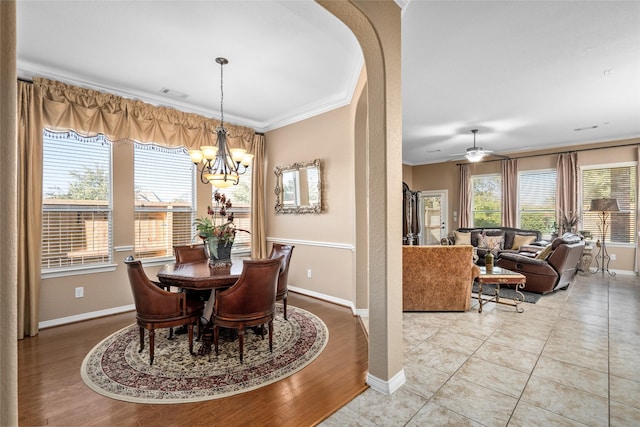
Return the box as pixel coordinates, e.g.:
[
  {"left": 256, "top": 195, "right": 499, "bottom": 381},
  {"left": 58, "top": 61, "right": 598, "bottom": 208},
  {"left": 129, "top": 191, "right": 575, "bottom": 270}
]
[{"left": 474, "top": 266, "right": 526, "bottom": 313}]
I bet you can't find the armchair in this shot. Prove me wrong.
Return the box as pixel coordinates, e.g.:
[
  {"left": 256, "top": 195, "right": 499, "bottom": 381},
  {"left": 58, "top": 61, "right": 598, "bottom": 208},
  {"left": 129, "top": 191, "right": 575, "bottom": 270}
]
[
  {"left": 124, "top": 256, "right": 203, "bottom": 365},
  {"left": 269, "top": 243, "right": 295, "bottom": 319},
  {"left": 213, "top": 257, "right": 283, "bottom": 363},
  {"left": 496, "top": 233, "right": 585, "bottom": 294}
]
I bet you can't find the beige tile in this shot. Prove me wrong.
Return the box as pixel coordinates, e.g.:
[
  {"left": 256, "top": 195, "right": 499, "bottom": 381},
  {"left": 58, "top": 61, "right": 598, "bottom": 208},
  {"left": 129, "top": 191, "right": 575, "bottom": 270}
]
[
  {"left": 541, "top": 341, "right": 609, "bottom": 373},
  {"left": 454, "top": 356, "right": 530, "bottom": 398},
  {"left": 531, "top": 357, "right": 608, "bottom": 398},
  {"left": 320, "top": 406, "right": 378, "bottom": 427},
  {"left": 408, "top": 341, "right": 469, "bottom": 374},
  {"left": 474, "top": 341, "right": 540, "bottom": 374},
  {"left": 520, "top": 376, "right": 608, "bottom": 426},
  {"left": 486, "top": 328, "right": 547, "bottom": 355},
  {"left": 427, "top": 330, "right": 486, "bottom": 355},
  {"left": 609, "top": 344, "right": 640, "bottom": 382},
  {"left": 509, "top": 402, "right": 589, "bottom": 426},
  {"left": 432, "top": 376, "right": 518, "bottom": 426},
  {"left": 610, "top": 375, "right": 640, "bottom": 410},
  {"left": 610, "top": 400, "right": 640, "bottom": 427},
  {"left": 405, "top": 401, "right": 483, "bottom": 426},
  {"left": 403, "top": 363, "right": 451, "bottom": 399},
  {"left": 343, "top": 387, "right": 427, "bottom": 427}
]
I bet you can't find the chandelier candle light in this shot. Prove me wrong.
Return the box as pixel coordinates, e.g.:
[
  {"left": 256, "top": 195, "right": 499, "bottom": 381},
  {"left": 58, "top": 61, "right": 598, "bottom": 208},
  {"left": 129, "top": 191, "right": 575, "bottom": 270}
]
[
  {"left": 189, "top": 58, "right": 253, "bottom": 188},
  {"left": 590, "top": 197, "right": 619, "bottom": 276}
]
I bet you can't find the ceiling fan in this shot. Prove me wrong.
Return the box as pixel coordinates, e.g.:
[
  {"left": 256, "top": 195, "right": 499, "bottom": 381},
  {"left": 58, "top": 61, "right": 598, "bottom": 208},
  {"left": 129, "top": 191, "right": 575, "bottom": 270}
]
[{"left": 464, "top": 129, "right": 492, "bottom": 162}]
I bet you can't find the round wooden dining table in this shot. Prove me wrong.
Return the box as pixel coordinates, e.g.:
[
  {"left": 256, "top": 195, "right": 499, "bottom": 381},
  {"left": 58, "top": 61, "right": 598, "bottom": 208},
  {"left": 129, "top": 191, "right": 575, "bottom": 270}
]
[{"left": 157, "top": 258, "right": 245, "bottom": 290}]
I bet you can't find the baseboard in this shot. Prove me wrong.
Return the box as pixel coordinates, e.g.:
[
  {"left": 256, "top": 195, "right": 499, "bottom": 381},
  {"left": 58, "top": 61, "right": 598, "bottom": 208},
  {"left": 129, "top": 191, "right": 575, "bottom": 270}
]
[
  {"left": 39, "top": 304, "right": 135, "bottom": 329},
  {"left": 366, "top": 369, "right": 406, "bottom": 395},
  {"left": 289, "top": 286, "right": 357, "bottom": 315}
]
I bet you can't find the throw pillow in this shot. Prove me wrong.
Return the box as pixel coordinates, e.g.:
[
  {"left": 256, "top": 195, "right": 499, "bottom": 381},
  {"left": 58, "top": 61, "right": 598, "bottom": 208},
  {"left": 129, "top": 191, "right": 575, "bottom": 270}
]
[
  {"left": 454, "top": 231, "right": 471, "bottom": 245},
  {"left": 478, "top": 234, "right": 504, "bottom": 254},
  {"left": 535, "top": 244, "right": 553, "bottom": 260},
  {"left": 512, "top": 234, "right": 537, "bottom": 251}
]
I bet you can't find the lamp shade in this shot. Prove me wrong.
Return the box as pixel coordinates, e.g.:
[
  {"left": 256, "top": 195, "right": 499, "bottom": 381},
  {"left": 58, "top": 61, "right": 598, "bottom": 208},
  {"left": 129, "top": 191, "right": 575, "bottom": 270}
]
[{"left": 590, "top": 198, "right": 619, "bottom": 212}]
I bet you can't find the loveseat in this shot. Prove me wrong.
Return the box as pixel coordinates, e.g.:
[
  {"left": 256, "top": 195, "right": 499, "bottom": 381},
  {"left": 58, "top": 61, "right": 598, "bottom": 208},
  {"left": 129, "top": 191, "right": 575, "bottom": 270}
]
[
  {"left": 444, "top": 227, "right": 542, "bottom": 266},
  {"left": 403, "top": 245, "right": 480, "bottom": 311},
  {"left": 496, "top": 232, "right": 585, "bottom": 294}
]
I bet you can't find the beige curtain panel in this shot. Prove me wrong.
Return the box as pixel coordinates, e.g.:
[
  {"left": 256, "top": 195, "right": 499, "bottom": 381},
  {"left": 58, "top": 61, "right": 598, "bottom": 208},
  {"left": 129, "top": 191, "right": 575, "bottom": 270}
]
[
  {"left": 556, "top": 152, "right": 579, "bottom": 233},
  {"left": 458, "top": 164, "right": 471, "bottom": 228},
  {"left": 501, "top": 158, "right": 518, "bottom": 227}
]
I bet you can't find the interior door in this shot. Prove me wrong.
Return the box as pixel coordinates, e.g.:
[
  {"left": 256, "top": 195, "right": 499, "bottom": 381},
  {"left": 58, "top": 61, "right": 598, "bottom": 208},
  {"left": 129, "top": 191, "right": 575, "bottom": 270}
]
[{"left": 418, "top": 190, "right": 448, "bottom": 245}]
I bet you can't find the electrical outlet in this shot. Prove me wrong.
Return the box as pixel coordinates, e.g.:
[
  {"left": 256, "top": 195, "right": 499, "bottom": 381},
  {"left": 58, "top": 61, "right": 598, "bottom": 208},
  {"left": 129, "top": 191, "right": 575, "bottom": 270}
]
[
  {"left": 610, "top": 253, "right": 616, "bottom": 261},
  {"left": 307, "top": 269, "right": 312, "bottom": 278},
  {"left": 75, "top": 287, "right": 84, "bottom": 298}
]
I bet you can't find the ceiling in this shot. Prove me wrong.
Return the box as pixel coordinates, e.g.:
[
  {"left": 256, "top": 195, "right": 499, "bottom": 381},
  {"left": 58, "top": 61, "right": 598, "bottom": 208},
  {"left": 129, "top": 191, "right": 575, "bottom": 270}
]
[{"left": 16, "top": 1, "right": 640, "bottom": 165}]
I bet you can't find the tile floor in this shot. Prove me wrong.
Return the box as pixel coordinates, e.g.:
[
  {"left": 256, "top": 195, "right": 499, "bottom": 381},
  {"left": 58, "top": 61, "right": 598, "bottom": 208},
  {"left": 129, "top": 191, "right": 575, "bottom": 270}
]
[{"left": 322, "top": 273, "right": 640, "bottom": 426}]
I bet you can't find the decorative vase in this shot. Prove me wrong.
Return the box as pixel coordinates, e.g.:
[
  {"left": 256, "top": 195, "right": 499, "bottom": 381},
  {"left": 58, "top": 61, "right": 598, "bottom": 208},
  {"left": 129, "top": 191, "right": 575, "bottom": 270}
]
[
  {"left": 205, "top": 238, "right": 233, "bottom": 267},
  {"left": 485, "top": 251, "right": 494, "bottom": 272}
]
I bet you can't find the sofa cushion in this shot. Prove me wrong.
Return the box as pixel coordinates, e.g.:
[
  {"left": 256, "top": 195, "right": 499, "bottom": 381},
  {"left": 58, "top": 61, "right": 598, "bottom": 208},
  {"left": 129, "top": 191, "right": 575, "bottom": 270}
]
[
  {"left": 454, "top": 230, "right": 471, "bottom": 245},
  {"left": 535, "top": 244, "right": 553, "bottom": 260},
  {"left": 512, "top": 234, "right": 537, "bottom": 251},
  {"left": 478, "top": 233, "right": 505, "bottom": 254}
]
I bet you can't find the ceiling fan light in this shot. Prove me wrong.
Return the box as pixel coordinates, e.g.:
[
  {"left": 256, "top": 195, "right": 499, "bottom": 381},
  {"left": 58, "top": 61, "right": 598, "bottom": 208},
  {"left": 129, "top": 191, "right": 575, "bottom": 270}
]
[{"left": 465, "top": 150, "right": 485, "bottom": 163}]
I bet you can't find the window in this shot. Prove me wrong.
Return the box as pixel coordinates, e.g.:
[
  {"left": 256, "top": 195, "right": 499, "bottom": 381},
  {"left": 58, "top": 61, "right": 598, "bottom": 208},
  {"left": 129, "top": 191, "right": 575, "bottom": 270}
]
[
  {"left": 213, "top": 167, "right": 252, "bottom": 254},
  {"left": 519, "top": 169, "right": 557, "bottom": 237},
  {"left": 134, "top": 143, "right": 195, "bottom": 258},
  {"left": 582, "top": 163, "right": 636, "bottom": 244},
  {"left": 471, "top": 174, "right": 502, "bottom": 227},
  {"left": 42, "top": 130, "right": 112, "bottom": 270}
]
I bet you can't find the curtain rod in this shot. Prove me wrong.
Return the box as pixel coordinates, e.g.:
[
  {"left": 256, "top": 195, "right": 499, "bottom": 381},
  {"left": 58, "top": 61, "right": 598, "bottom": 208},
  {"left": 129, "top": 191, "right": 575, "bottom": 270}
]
[{"left": 456, "top": 140, "right": 640, "bottom": 166}]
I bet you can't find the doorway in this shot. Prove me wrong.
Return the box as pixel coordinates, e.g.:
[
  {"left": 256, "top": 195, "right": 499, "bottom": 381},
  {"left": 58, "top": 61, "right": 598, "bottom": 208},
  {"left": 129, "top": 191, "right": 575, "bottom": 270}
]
[{"left": 418, "top": 190, "right": 448, "bottom": 245}]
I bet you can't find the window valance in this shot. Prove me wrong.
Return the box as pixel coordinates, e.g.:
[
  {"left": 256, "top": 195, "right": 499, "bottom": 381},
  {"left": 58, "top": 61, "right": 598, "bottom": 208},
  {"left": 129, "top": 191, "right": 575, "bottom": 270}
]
[{"left": 34, "top": 77, "right": 255, "bottom": 151}]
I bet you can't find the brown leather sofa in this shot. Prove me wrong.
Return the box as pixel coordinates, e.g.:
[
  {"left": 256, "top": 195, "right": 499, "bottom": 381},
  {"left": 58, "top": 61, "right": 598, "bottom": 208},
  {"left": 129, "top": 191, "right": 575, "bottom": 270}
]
[{"left": 496, "top": 233, "right": 585, "bottom": 294}]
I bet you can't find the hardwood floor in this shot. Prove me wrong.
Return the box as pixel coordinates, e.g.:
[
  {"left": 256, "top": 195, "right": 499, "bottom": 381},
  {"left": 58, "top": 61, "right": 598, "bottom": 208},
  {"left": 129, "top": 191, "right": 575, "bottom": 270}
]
[{"left": 18, "top": 293, "right": 369, "bottom": 426}]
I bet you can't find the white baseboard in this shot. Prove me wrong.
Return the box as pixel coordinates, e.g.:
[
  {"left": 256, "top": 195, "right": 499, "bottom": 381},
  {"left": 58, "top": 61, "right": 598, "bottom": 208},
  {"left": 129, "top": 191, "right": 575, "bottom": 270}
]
[
  {"left": 289, "top": 285, "right": 357, "bottom": 315},
  {"left": 39, "top": 304, "right": 135, "bottom": 329},
  {"left": 366, "top": 369, "right": 406, "bottom": 395}
]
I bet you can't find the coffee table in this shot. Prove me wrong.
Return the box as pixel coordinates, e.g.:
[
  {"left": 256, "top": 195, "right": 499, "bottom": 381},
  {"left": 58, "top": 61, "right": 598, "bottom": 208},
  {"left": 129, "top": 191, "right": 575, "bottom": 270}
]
[{"left": 474, "top": 266, "right": 526, "bottom": 313}]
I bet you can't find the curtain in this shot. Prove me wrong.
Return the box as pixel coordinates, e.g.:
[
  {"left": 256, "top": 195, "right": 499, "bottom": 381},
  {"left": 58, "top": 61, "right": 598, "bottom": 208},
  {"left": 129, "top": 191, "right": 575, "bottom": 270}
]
[
  {"left": 1, "top": 1, "right": 19, "bottom": 423},
  {"left": 251, "top": 134, "right": 268, "bottom": 258},
  {"left": 16, "top": 81, "right": 43, "bottom": 339},
  {"left": 458, "top": 164, "right": 471, "bottom": 227},
  {"left": 35, "top": 77, "right": 256, "bottom": 150},
  {"left": 501, "top": 159, "right": 518, "bottom": 227},
  {"left": 556, "top": 152, "right": 578, "bottom": 234}
]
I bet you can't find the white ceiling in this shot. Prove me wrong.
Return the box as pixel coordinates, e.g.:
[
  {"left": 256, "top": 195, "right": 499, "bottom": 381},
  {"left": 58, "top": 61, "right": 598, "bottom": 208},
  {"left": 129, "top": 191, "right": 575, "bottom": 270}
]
[{"left": 16, "top": 1, "right": 640, "bottom": 165}]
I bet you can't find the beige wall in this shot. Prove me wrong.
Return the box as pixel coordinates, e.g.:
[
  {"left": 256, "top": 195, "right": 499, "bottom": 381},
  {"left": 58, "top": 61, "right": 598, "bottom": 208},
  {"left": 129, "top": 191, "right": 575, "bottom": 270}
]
[
  {"left": 406, "top": 137, "right": 640, "bottom": 273},
  {"left": 265, "top": 103, "right": 356, "bottom": 304}
]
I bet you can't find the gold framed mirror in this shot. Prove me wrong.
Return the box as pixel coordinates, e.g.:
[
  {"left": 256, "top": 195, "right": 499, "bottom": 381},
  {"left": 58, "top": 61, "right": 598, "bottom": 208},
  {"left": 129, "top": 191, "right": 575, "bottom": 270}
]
[{"left": 274, "top": 159, "right": 322, "bottom": 214}]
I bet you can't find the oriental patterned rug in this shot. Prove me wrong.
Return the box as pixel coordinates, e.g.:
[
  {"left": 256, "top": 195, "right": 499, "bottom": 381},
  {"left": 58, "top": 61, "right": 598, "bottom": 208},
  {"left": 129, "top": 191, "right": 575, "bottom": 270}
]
[{"left": 81, "top": 304, "right": 328, "bottom": 404}]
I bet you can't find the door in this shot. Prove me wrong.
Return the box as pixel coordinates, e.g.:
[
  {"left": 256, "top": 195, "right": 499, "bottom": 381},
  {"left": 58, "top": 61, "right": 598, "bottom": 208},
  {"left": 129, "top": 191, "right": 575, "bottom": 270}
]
[{"left": 418, "top": 190, "right": 448, "bottom": 245}]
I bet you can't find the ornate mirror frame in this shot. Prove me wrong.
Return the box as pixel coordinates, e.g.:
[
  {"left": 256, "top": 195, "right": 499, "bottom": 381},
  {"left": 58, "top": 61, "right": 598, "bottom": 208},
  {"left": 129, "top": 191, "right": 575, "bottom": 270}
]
[{"left": 274, "top": 159, "right": 322, "bottom": 214}]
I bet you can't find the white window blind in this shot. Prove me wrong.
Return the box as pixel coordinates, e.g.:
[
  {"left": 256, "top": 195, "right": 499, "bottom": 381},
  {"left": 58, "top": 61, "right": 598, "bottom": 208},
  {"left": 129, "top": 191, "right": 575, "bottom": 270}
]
[
  {"left": 471, "top": 174, "right": 502, "bottom": 227},
  {"left": 519, "top": 169, "right": 557, "bottom": 236},
  {"left": 134, "top": 143, "right": 195, "bottom": 258},
  {"left": 42, "top": 130, "right": 112, "bottom": 269},
  {"left": 582, "top": 164, "right": 636, "bottom": 244},
  {"left": 213, "top": 167, "right": 252, "bottom": 254}
]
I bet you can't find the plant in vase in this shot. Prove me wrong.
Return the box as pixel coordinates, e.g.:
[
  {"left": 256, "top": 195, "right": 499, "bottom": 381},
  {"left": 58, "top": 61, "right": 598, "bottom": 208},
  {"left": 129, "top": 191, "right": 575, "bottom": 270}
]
[
  {"left": 560, "top": 212, "right": 581, "bottom": 235},
  {"left": 194, "top": 192, "right": 248, "bottom": 265}
]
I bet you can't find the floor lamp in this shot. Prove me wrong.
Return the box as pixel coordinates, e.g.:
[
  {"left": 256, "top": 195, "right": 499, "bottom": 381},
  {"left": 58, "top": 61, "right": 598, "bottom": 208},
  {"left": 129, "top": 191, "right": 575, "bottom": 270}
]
[{"left": 590, "top": 197, "right": 619, "bottom": 276}]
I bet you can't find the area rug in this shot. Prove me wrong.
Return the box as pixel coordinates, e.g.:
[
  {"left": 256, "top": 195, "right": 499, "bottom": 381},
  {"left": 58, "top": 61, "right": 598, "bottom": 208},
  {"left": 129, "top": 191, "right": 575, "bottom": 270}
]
[
  {"left": 472, "top": 283, "right": 542, "bottom": 304},
  {"left": 81, "top": 304, "right": 328, "bottom": 404}
]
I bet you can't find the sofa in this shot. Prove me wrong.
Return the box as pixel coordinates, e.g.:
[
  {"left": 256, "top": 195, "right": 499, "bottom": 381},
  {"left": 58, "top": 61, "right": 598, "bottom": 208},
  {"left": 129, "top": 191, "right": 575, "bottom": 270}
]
[
  {"left": 444, "top": 227, "right": 542, "bottom": 266},
  {"left": 403, "top": 245, "right": 480, "bottom": 311},
  {"left": 496, "top": 232, "right": 585, "bottom": 294}
]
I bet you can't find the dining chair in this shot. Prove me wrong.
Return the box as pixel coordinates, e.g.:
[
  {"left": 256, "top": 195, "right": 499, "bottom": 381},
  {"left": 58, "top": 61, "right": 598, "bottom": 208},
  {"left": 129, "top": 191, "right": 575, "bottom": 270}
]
[
  {"left": 213, "top": 257, "right": 283, "bottom": 363},
  {"left": 124, "top": 256, "right": 203, "bottom": 365},
  {"left": 173, "top": 243, "right": 207, "bottom": 263},
  {"left": 269, "top": 243, "right": 295, "bottom": 319}
]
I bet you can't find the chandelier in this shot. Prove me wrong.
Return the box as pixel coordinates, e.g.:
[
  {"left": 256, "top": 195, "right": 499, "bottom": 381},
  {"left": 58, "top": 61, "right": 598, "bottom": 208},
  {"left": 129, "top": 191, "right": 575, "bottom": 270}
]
[{"left": 189, "top": 57, "right": 253, "bottom": 188}]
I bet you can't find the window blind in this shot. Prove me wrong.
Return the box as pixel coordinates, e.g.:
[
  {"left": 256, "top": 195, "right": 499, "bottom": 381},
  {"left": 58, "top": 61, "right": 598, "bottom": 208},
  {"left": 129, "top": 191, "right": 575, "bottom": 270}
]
[
  {"left": 42, "top": 130, "right": 112, "bottom": 269},
  {"left": 134, "top": 143, "right": 195, "bottom": 258},
  {"left": 518, "top": 169, "right": 557, "bottom": 235},
  {"left": 582, "top": 165, "right": 636, "bottom": 244}
]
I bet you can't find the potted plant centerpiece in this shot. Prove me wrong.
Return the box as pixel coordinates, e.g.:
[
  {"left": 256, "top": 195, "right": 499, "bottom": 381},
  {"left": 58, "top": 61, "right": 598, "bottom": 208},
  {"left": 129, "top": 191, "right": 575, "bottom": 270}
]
[{"left": 194, "top": 192, "right": 248, "bottom": 266}]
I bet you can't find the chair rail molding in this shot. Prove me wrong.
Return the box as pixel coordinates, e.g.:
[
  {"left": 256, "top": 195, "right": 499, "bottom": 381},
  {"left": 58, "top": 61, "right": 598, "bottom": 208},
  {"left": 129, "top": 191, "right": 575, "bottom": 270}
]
[{"left": 266, "top": 237, "right": 354, "bottom": 251}]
